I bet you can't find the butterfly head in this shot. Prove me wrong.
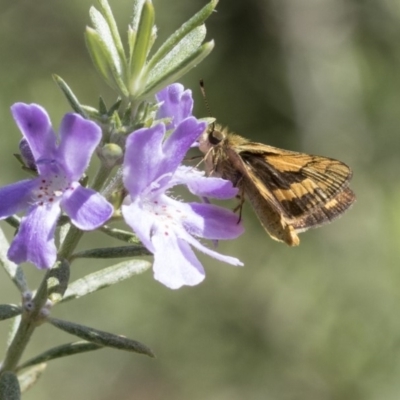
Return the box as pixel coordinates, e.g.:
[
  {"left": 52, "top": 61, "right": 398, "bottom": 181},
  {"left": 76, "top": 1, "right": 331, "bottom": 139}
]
[{"left": 199, "top": 123, "right": 226, "bottom": 154}]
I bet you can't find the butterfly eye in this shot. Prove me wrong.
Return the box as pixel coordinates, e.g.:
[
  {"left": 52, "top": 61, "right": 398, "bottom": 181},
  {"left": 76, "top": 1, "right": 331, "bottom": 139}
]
[{"left": 208, "top": 129, "right": 224, "bottom": 145}]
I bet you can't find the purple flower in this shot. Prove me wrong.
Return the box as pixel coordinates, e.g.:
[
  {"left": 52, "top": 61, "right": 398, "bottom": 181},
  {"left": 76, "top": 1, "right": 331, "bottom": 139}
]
[
  {"left": 0, "top": 103, "right": 113, "bottom": 269},
  {"left": 122, "top": 84, "right": 244, "bottom": 289},
  {"left": 156, "top": 83, "right": 193, "bottom": 130}
]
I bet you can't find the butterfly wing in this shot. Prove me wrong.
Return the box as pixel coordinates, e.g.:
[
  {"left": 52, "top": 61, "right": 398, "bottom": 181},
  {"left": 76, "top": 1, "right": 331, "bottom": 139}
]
[{"left": 234, "top": 143, "right": 355, "bottom": 244}]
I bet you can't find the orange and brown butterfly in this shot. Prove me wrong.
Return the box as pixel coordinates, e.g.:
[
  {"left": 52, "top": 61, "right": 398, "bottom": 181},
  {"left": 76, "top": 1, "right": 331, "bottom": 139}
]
[{"left": 198, "top": 83, "right": 355, "bottom": 246}]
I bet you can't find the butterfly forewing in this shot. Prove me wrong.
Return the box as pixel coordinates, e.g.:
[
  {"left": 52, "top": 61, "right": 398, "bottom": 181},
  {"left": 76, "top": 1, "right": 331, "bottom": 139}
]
[{"left": 241, "top": 147, "right": 354, "bottom": 219}]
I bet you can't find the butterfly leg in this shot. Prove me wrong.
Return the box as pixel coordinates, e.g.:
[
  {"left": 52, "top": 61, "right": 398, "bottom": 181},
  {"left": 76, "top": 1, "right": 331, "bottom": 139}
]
[{"left": 233, "top": 183, "right": 245, "bottom": 224}]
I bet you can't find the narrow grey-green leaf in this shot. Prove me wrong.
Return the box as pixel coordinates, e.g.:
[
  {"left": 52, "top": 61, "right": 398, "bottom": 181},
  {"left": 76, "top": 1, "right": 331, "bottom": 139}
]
[
  {"left": 85, "top": 28, "right": 128, "bottom": 96},
  {"left": 5, "top": 216, "right": 20, "bottom": 230},
  {"left": 130, "top": 0, "right": 146, "bottom": 32},
  {"left": 17, "top": 341, "right": 101, "bottom": 371},
  {"left": 0, "top": 305, "right": 21, "bottom": 321},
  {"left": 145, "top": 24, "right": 206, "bottom": 87},
  {"left": 72, "top": 245, "right": 151, "bottom": 259},
  {"left": 61, "top": 260, "right": 151, "bottom": 303},
  {"left": 146, "top": 0, "right": 218, "bottom": 72},
  {"left": 6, "top": 316, "right": 21, "bottom": 349},
  {"left": 85, "top": 28, "right": 129, "bottom": 97},
  {"left": 107, "top": 97, "right": 122, "bottom": 116},
  {"left": 0, "top": 227, "right": 28, "bottom": 293},
  {"left": 99, "top": 96, "right": 108, "bottom": 115},
  {"left": 96, "top": 0, "right": 126, "bottom": 63},
  {"left": 129, "top": 0, "right": 155, "bottom": 89},
  {"left": 18, "top": 364, "right": 46, "bottom": 394},
  {"left": 141, "top": 40, "right": 214, "bottom": 99},
  {"left": 0, "top": 371, "right": 20, "bottom": 400},
  {"left": 52, "top": 75, "right": 87, "bottom": 117},
  {"left": 100, "top": 225, "right": 141, "bottom": 244},
  {"left": 47, "top": 260, "right": 70, "bottom": 303},
  {"left": 48, "top": 317, "right": 155, "bottom": 357},
  {"left": 89, "top": 6, "right": 123, "bottom": 76}
]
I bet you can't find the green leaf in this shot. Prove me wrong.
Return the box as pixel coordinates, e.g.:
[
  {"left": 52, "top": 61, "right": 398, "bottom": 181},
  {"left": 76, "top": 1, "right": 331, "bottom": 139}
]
[
  {"left": 0, "top": 305, "right": 21, "bottom": 321},
  {"left": 17, "top": 364, "right": 46, "bottom": 394},
  {"left": 100, "top": 226, "right": 141, "bottom": 243},
  {"left": 145, "top": 24, "right": 206, "bottom": 87},
  {"left": 52, "top": 75, "right": 87, "bottom": 116},
  {"left": 89, "top": 6, "right": 123, "bottom": 76},
  {"left": 60, "top": 259, "right": 151, "bottom": 303},
  {"left": 96, "top": 0, "right": 126, "bottom": 63},
  {"left": 72, "top": 245, "right": 151, "bottom": 259},
  {"left": 146, "top": 0, "right": 218, "bottom": 72},
  {"left": 48, "top": 317, "right": 155, "bottom": 357},
  {"left": 130, "top": 0, "right": 147, "bottom": 32},
  {"left": 6, "top": 316, "right": 21, "bottom": 349},
  {"left": 0, "top": 371, "right": 20, "bottom": 400},
  {"left": 129, "top": 0, "right": 155, "bottom": 94},
  {"left": 142, "top": 40, "right": 214, "bottom": 99},
  {"left": 17, "top": 341, "right": 101, "bottom": 371},
  {"left": 5, "top": 216, "right": 20, "bottom": 230},
  {"left": 107, "top": 98, "right": 122, "bottom": 116},
  {"left": 85, "top": 27, "right": 129, "bottom": 96},
  {"left": 46, "top": 260, "right": 70, "bottom": 303},
  {"left": 98, "top": 96, "right": 108, "bottom": 115},
  {"left": 0, "top": 227, "right": 28, "bottom": 293}
]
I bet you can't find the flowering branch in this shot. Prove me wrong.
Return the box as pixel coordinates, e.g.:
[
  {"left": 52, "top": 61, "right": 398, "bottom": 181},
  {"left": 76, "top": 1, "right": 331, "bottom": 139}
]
[{"left": 0, "top": 0, "right": 244, "bottom": 397}]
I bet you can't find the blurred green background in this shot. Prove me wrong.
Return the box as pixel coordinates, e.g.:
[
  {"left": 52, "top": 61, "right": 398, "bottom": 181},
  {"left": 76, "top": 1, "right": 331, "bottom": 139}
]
[{"left": 1, "top": 0, "right": 400, "bottom": 399}]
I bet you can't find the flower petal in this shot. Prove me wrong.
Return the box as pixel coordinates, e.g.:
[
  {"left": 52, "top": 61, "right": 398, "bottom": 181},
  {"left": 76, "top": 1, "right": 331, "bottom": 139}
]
[
  {"left": 61, "top": 185, "right": 113, "bottom": 230},
  {"left": 156, "top": 83, "right": 193, "bottom": 130},
  {"left": 57, "top": 113, "right": 102, "bottom": 180},
  {"left": 180, "top": 229, "right": 244, "bottom": 267},
  {"left": 0, "top": 179, "right": 37, "bottom": 219},
  {"left": 123, "top": 125, "right": 165, "bottom": 198},
  {"left": 174, "top": 166, "right": 239, "bottom": 199},
  {"left": 152, "top": 227, "right": 205, "bottom": 289},
  {"left": 11, "top": 103, "right": 57, "bottom": 173},
  {"left": 8, "top": 203, "right": 60, "bottom": 269},
  {"left": 160, "top": 117, "right": 206, "bottom": 174},
  {"left": 179, "top": 201, "right": 244, "bottom": 239},
  {"left": 121, "top": 199, "right": 155, "bottom": 252}
]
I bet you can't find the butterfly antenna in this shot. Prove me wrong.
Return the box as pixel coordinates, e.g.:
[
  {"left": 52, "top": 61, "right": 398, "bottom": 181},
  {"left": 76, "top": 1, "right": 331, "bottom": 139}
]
[{"left": 199, "top": 79, "right": 215, "bottom": 133}]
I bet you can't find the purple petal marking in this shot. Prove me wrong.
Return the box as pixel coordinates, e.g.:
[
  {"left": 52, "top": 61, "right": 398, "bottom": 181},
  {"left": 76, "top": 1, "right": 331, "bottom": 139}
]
[
  {"left": 174, "top": 166, "right": 239, "bottom": 199},
  {"left": 123, "top": 125, "right": 165, "bottom": 198},
  {"left": 11, "top": 103, "right": 56, "bottom": 166},
  {"left": 57, "top": 114, "right": 102, "bottom": 180},
  {"left": 152, "top": 228, "right": 205, "bottom": 289},
  {"left": 61, "top": 185, "right": 113, "bottom": 230},
  {"left": 160, "top": 118, "right": 206, "bottom": 173},
  {"left": 156, "top": 83, "right": 193, "bottom": 130},
  {"left": 178, "top": 201, "right": 244, "bottom": 239},
  {"left": 8, "top": 203, "right": 60, "bottom": 269},
  {"left": 0, "top": 179, "right": 38, "bottom": 219}
]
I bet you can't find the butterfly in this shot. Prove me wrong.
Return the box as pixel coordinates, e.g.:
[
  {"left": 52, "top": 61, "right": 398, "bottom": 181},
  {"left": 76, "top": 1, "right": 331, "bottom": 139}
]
[{"left": 198, "top": 124, "right": 355, "bottom": 246}]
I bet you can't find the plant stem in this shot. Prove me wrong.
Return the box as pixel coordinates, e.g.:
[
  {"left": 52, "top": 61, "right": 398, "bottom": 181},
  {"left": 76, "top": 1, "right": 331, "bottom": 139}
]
[
  {"left": 0, "top": 272, "right": 49, "bottom": 373},
  {"left": 0, "top": 160, "right": 111, "bottom": 374}
]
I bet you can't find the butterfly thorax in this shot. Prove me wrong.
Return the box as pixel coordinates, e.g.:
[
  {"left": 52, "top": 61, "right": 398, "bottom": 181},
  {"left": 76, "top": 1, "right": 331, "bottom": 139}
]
[{"left": 199, "top": 124, "right": 248, "bottom": 185}]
